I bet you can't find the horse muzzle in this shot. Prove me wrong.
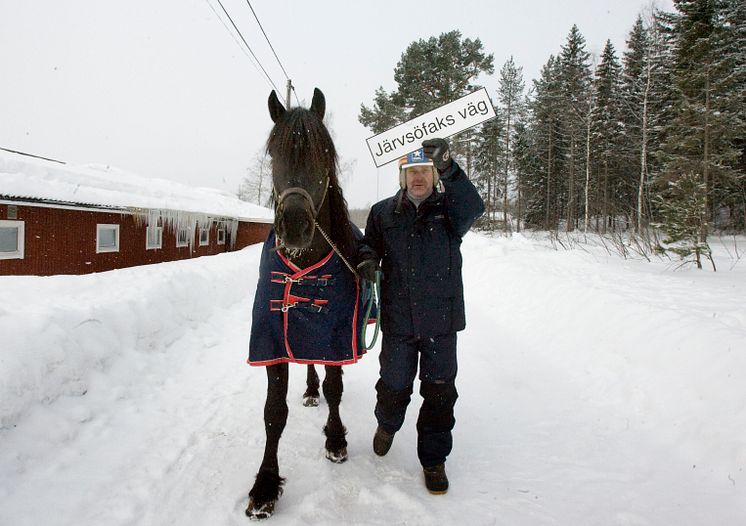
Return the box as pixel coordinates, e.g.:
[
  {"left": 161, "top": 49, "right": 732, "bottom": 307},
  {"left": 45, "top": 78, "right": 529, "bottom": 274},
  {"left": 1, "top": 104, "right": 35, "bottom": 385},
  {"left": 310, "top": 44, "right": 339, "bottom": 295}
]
[{"left": 276, "top": 191, "right": 316, "bottom": 249}]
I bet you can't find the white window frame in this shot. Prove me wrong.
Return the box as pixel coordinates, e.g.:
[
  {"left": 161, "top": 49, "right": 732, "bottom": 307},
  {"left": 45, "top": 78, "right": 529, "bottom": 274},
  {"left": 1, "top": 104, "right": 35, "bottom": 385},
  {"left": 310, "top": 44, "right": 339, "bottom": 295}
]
[
  {"left": 0, "top": 220, "right": 24, "bottom": 260},
  {"left": 96, "top": 224, "right": 120, "bottom": 253},
  {"left": 199, "top": 227, "right": 210, "bottom": 247},
  {"left": 146, "top": 225, "right": 163, "bottom": 250},
  {"left": 217, "top": 228, "right": 226, "bottom": 245},
  {"left": 176, "top": 227, "right": 190, "bottom": 248}
]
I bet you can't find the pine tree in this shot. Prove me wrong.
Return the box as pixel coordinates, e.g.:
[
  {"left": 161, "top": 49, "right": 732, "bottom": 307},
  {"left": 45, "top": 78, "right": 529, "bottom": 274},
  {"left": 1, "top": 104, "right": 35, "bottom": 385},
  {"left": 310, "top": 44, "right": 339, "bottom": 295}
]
[
  {"left": 496, "top": 56, "right": 526, "bottom": 232},
  {"left": 645, "top": 9, "right": 679, "bottom": 229},
  {"left": 358, "top": 87, "right": 407, "bottom": 134},
  {"left": 712, "top": 0, "right": 746, "bottom": 229},
  {"left": 621, "top": 16, "right": 651, "bottom": 233},
  {"left": 392, "top": 31, "right": 494, "bottom": 113},
  {"left": 359, "top": 30, "right": 494, "bottom": 168},
  {"left": 525, "top": 55, "right": 564, "bottom": 229},
  {"left": 558, "top": 25, "right": 593, "bottom": 231},
  {"left": 473, "top": 113, "right": 504, "bottom": 225},
  {"left": 512, "top": 117, "right": 538, "bottom": 230},
  {"left": 655, "top": 172, "right": 713, "bottom": 269},
  {"left": 591, "top": 40, "right": 625, "bottom": 232},
  {"left": 656, "top": 0, "right": 741, "bottom": 258}
]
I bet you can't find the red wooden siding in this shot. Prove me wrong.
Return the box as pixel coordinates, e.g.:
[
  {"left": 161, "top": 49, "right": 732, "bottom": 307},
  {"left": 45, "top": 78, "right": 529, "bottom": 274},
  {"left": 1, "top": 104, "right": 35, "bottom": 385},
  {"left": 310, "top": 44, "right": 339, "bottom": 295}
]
[
  {"left": 235, "top": 221, "right": 271, "bottom": 249},
  {"left": 0, "top": 203, "right": 272, "bottom": 276}
]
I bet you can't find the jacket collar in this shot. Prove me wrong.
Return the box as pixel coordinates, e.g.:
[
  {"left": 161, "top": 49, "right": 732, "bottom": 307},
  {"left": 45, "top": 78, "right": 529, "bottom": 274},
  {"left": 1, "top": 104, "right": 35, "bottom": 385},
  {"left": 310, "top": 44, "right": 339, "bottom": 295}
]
[{"left": 393, "top": 188, "right": 442, "bottom": 214}]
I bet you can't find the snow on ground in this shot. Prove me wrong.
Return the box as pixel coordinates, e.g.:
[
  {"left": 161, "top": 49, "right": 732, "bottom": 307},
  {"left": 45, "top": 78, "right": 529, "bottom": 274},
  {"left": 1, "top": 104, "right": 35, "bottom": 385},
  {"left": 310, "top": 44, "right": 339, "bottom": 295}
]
[{"left": 1, "top": 234, "right": 745, "bottom": 525}]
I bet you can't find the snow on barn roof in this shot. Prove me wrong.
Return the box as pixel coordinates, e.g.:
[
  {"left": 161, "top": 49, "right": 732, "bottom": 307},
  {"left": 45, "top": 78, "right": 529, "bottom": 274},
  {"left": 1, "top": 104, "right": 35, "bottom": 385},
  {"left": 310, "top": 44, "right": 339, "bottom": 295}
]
[{"left": 0, "top": 149, "right": 274, "bottom": 222}]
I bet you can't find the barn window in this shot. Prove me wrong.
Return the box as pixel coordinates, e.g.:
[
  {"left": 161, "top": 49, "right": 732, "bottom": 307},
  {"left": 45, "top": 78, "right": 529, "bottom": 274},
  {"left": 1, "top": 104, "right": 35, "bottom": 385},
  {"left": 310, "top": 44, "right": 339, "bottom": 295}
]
[
  {"left": 0, "top": 220, "right": 24, "bottom": 260},
  {"left": 96, "top": 224, "right": 120, "bottom": 253},
  {"left": 199, "top": 228, "right": 210, "bottom": 246},
  {"left": 217, "top": 228, "right": 226, "bottom": 245},
  {"left": 146, "top": 225, "right": 162, "bottom": 250},
  {"left": 176, "top": 228, "right": 189, "bottom": 248}
]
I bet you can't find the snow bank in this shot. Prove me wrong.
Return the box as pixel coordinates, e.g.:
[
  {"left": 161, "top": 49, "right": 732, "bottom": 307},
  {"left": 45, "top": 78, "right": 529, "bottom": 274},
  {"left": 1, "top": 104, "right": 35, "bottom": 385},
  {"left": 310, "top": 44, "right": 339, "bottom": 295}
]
[
  {"left": 461, "top": 232, "right": 746, "bottom": 498},
  {"left": 0, "top": 248, "right": 258, "bottom": 430}
]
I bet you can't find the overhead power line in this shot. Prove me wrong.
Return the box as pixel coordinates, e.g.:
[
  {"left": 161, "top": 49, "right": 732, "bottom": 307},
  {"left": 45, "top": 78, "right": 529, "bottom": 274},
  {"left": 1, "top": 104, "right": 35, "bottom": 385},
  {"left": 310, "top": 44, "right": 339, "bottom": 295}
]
[
  {"left": 203, "top": 0, "right": 265, "bottom": 79},
  {"left": 211, "top": 0, "right": 282, "bottom": 95},
  {"left": 242, "top": 0, "right": 301, "bottom": 106},
  {"left": 243, "top": 0, "right": 289, "bottom": 80}
]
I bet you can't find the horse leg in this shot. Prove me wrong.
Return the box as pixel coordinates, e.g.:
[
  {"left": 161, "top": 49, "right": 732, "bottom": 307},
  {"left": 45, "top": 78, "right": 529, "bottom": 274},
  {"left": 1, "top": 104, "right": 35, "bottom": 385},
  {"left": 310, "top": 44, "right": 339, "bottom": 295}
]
[
  {"left": 322, "top": 365, "right": 348, "bottom": 463},
  {"left": 247, "top": 363, "right": 289, "bottom": 520},
  {"left": 303, "top": 364, "right": 320, "bottom": 407}
]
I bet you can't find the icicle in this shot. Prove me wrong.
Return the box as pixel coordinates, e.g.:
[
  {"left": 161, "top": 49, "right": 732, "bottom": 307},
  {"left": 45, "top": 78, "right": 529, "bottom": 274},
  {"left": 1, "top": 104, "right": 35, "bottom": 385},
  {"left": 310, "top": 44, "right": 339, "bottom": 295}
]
[{"left": 128, "top": 207, "right": 242, "bottom": 252}]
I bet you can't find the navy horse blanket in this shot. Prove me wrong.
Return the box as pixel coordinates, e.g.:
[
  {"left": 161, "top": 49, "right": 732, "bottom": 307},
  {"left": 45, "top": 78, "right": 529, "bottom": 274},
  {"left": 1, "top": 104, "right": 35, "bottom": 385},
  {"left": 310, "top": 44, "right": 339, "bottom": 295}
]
[{"left": 248, "top": 229, "right": 373, "bottom": 366}]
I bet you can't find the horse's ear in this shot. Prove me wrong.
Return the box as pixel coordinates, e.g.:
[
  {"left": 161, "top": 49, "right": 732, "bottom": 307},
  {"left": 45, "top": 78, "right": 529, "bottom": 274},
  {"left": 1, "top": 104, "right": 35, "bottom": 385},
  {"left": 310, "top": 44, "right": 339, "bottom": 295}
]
[
  {"left": 268, "top": 90, "right": 286, "bottom": 123},
  {"left": 310, "top": 88, "right": 325, "bottom": 120}
]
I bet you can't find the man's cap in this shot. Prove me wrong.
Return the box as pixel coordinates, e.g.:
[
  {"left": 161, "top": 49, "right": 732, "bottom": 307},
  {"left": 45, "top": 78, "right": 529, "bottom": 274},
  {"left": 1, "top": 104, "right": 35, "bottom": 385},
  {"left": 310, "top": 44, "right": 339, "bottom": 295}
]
[{"left": 398, "top": 148, "right": 434, "bottom": 170}]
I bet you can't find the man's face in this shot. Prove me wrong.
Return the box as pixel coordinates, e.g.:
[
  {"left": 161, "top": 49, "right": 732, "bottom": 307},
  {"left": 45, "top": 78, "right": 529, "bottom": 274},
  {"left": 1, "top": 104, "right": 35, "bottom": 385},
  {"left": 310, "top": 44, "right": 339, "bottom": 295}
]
[{"left": 405, "top": 165, "right": 435, "bottom": 199}]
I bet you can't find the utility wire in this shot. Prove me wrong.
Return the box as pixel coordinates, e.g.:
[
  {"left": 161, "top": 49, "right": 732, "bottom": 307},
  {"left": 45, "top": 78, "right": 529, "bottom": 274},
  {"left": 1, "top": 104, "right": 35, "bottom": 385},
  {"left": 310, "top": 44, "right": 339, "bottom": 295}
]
[
  {"left": 243, "top": 0, "right": 289, "bottom": 79},
  {"left": 203, "top": 0, "right": 265, "bottom": 79},
  {"left": 242, "top": 0, "right": 301, "bottom": 106},
  {"left": 212, "top": 0, "right": 282, "bottom": 95},
  {"left": 290, "top": 84, "right": 301, "bottom": 107}
]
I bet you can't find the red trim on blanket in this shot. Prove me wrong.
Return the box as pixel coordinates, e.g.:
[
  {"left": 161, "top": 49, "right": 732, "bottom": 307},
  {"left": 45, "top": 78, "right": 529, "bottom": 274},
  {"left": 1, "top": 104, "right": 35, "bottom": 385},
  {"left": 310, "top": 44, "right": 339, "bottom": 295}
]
[
  {"left": 247, "top": 355, "right": 364, "bottom": 367},
  {"left": 275, "top": 238, "right": 334, "bottom": 274},
  {"left": 351, "top": 276, "right": 360, "bottom": 360}
]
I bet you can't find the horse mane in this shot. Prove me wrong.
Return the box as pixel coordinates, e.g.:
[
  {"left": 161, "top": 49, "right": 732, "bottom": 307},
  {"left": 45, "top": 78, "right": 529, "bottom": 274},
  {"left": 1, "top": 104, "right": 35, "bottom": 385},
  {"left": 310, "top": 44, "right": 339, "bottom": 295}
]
[{"left": 267, "top": 108, "right": 356, "bottom": 259}]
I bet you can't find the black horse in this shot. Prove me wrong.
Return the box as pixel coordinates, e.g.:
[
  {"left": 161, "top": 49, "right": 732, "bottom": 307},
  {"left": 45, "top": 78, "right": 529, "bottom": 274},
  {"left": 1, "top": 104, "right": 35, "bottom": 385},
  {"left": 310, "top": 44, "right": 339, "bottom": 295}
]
[{"left": 246, "top": 88, "right": 359, "bottom": 520}]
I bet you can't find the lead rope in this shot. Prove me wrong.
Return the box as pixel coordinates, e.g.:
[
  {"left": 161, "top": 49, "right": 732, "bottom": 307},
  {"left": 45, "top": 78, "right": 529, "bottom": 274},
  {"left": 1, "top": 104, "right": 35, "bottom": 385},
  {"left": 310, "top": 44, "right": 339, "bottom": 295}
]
[{"left": 314, "top": 221, "right": 381, "bottom": 350}]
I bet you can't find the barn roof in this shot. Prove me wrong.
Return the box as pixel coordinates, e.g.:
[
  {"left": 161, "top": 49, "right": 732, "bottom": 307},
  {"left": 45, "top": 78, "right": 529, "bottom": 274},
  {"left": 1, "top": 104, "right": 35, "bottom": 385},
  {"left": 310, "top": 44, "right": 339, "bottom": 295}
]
[{"left": 0, "top": 149, "right": 274, "bottom": 222}]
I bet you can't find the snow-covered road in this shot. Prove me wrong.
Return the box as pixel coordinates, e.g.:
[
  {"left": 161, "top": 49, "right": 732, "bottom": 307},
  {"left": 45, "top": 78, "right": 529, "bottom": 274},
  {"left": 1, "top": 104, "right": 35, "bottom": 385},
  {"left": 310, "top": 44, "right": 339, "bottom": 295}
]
[{"left": 2, "top": 234, "right": 745, "bottom": 525}]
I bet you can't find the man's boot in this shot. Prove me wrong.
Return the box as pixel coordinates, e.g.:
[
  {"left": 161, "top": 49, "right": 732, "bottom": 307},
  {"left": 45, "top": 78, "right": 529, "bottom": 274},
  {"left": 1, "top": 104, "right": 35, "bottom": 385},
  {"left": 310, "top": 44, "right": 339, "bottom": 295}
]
[
  {"left": 373, "top": 426, "right": 394, "bottom": 456},
  {"left": 423, "top": 464, "right": 449, "bottom": 494}
]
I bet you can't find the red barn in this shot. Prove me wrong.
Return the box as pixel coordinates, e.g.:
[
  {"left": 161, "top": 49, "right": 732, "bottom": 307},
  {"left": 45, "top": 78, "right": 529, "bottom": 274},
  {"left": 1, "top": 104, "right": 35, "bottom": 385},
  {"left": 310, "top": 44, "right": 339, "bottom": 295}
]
[{"left": 0, "top": 150, "right": 273, "bottom": 276}]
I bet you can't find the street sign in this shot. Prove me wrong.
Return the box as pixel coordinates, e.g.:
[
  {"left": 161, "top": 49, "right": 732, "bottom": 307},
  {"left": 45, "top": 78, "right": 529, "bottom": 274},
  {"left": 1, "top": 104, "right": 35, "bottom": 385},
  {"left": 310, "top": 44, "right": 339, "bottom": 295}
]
[{"left": 365, "top": 88, "right": 496, "bottom": 168}]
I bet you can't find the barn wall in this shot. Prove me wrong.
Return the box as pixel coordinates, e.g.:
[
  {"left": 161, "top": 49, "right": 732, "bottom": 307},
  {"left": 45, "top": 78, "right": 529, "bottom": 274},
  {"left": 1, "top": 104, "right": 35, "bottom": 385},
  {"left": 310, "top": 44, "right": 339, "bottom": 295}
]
[
  {"left": 0, "top": 203, "right": 271, "bottom": 276},
  {"left": 235, "top": 221, "right": 271, "bottom": 249}
]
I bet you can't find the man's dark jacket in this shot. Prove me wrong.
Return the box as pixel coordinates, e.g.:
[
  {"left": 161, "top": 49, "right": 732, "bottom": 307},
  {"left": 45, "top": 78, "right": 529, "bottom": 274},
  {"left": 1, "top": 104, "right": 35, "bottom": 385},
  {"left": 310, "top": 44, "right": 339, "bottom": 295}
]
[{"left": 359, "top": 162, "right": 484, "bottom": 338}]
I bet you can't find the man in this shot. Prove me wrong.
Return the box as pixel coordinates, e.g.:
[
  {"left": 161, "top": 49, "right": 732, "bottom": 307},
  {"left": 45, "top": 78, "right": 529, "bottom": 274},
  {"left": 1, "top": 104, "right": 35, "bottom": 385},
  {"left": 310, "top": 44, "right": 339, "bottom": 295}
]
[{"left": 357, "top": 138, "right": 484, "bottom": 494}]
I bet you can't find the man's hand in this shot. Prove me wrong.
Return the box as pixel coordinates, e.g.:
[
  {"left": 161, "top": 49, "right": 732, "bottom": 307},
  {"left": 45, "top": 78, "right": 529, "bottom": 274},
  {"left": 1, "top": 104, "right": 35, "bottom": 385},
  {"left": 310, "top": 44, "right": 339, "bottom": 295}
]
[
  {"left": 422, "top": 138, "right": 452, "bottom": 173},
  {"left": 356, "top": 259, "right": 381, "bottom": 281}
]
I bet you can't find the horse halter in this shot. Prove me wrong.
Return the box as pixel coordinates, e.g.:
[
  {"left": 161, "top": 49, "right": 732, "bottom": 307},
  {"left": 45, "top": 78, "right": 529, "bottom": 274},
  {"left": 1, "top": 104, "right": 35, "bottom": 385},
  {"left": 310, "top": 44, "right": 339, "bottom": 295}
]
[
  {"left": 274, "top": 173, "right": 330, "bottom": 233},
  {"left": 274, "top": 177, "right": 330, "bottom": 223},
  {"left": 273, "top": 177, "right": 359, "bottom": 277}
]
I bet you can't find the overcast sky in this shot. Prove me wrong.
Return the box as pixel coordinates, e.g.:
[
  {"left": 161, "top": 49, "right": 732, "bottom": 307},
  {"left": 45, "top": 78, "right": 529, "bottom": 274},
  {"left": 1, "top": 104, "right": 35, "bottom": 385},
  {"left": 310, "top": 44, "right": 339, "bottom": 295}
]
[{"left": 0, "top": 0, "right": 674, "bottom": 209}]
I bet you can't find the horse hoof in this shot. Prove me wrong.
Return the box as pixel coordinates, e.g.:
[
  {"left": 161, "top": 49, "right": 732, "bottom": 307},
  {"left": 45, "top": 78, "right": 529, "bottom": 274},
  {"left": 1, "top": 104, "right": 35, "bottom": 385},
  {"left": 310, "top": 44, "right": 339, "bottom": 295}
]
[
  {"left": 246, "top": 498, "right": 276, "bottom": 520},
  {"left": 303, "top": 395, "right": 320, "bottom": 407},
  {"left": 325, "top": 447, "right": 348, "bottom": 463}
]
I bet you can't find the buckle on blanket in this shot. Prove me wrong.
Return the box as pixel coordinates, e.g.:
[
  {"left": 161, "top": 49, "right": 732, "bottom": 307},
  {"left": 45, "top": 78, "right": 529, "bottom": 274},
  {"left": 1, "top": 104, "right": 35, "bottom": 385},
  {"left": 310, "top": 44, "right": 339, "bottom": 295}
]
[
  {"left": 281, "top": 302, "right": 297, "bottom": 312},
  {"left": 284, "top": 276, "right": 301, "bottom": 284},
  {"left": 293, "top": 302, "right": 325, "bottom": 313}
]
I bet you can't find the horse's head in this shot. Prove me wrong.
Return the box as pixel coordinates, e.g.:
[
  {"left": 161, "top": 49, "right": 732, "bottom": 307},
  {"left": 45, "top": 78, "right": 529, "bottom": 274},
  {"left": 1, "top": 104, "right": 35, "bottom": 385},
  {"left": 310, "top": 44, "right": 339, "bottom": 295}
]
[{"left": 267, "top": 88, "right": 336, "bottom": 250}]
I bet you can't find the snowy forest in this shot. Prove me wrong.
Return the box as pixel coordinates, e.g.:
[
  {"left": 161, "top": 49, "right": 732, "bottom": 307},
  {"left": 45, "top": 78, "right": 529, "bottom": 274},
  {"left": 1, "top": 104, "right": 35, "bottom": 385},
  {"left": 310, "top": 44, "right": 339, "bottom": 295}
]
[{"left": 358, "top": 0, "right": 745, "bottom": 270}]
